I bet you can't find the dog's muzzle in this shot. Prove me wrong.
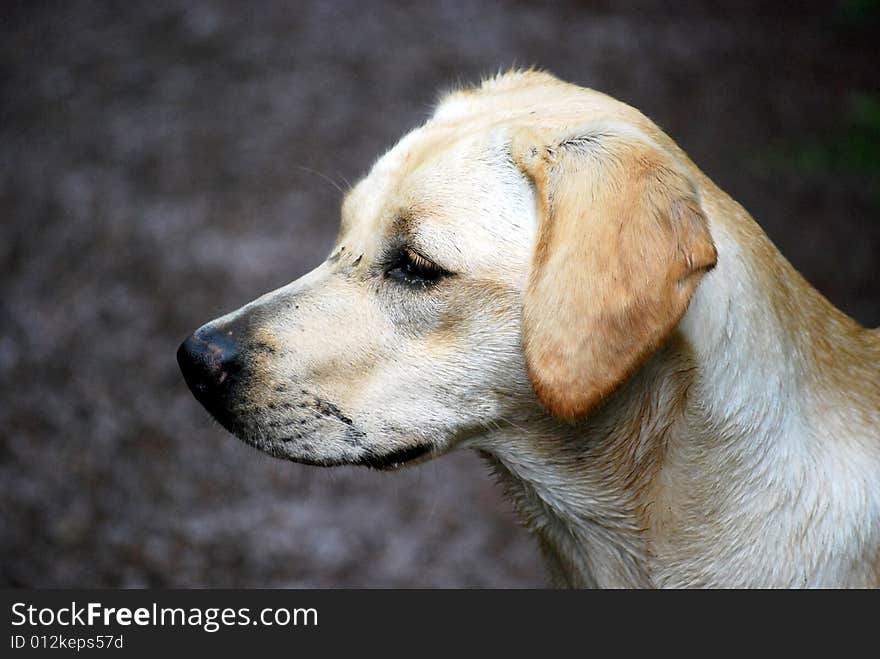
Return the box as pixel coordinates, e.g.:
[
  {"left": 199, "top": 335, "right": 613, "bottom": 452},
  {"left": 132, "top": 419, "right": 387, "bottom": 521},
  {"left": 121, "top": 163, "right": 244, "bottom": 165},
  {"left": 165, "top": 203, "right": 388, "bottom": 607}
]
[{"left": 177, "top": 327, "right": 243, "bottom": 418}]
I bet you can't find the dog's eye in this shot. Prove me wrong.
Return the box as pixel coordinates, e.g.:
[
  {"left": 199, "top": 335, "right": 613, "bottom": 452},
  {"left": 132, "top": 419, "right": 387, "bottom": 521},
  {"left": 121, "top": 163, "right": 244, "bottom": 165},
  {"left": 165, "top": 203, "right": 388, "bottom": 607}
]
[{"left": 385, "top": 247, "right": 450, "bottom": 287}]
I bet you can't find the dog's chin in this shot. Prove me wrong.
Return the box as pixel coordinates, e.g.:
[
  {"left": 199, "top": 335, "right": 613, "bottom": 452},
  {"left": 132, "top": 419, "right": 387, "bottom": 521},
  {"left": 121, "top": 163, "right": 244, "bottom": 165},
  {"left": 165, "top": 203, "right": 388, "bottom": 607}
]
[
  {"left": 352, "top": 442, "right": 436, "bottom": 471},
  {"left": 265, "top": 441, "right": 435, "bottom": 471},
  {"left": 224, "top": 421, "right": 436, "bottom": 471}
]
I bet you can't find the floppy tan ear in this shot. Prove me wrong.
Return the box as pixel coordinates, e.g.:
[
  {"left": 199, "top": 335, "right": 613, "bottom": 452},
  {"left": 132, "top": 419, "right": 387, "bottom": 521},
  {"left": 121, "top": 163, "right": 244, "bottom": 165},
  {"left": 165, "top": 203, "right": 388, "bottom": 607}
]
[{"left": 512, "top": 125, "right": 717, "bottom": 419}]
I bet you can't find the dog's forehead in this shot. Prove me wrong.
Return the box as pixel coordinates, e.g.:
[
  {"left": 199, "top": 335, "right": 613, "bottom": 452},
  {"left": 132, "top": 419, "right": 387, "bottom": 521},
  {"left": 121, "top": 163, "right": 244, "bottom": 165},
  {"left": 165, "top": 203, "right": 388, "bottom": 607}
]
[
  {"left": 341, "top": 123, "right": 471, "bottom": 235},
  {"left": 338, "top": 118, "right": 531, "bottom": 269},
  {"left": 337, "top": 73, "right": 563, "bottom": 239},
  {"left": 334, "top": 71, "right": 647, "bottom": 274}
]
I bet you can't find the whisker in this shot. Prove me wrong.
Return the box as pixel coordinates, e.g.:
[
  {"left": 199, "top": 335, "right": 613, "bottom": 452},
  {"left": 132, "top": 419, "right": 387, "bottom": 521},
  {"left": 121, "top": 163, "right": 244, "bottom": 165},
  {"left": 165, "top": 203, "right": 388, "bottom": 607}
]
[{"left": 295, "top": 165, "right": 348, "bottom": 195}]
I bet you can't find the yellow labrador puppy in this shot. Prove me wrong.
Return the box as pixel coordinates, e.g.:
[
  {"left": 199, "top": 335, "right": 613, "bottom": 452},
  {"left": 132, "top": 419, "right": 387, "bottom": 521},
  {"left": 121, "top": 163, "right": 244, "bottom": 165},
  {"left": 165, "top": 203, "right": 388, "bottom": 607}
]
[{"left": 178, "top": 70, "right": 880, "bottom": 588}]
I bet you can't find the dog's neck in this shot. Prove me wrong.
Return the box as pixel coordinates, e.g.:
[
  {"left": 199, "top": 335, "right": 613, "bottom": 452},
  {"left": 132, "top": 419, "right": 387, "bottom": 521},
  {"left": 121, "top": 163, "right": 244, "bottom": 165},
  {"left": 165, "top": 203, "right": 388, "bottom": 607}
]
[
  {"left": 477, "top": 335, "right": 694, "bottom": 588},
  {"left": 476, "top": 209, "right": 880, "bottom": 588}
]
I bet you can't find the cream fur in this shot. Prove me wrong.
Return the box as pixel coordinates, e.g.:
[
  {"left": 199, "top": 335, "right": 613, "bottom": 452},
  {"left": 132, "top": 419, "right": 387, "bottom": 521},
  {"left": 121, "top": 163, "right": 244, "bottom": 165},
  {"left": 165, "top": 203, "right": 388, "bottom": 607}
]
[{"left": 195, "top": 70, "right": 880, "bottom": 588}]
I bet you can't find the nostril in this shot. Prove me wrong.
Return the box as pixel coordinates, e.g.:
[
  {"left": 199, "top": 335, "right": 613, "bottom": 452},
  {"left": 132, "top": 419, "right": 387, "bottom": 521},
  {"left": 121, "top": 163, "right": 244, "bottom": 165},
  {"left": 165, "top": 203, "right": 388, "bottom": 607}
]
[{"left": 177, "top": 327, "right": 242, "bottom": 404}]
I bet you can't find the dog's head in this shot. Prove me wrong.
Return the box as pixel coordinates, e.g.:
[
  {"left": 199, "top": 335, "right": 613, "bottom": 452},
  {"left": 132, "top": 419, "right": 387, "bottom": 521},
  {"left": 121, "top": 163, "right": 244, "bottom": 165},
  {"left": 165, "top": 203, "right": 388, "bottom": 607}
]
[{"left": 178, "top": 71, "right": 716, "bottom": 469}]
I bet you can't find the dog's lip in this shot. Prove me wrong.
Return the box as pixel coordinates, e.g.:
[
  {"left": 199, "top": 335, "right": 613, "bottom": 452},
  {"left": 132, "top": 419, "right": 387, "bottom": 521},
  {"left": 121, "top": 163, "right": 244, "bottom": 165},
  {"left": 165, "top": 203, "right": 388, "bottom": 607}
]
[
  {"left": 281, "top": 442, "right": 435, "bottom": 471},
  {"left": 218, "top": 407, "right": 437, "bottom": 471},
  {"left": 355, "top": 442, "right": 435, "bottom": 471}
]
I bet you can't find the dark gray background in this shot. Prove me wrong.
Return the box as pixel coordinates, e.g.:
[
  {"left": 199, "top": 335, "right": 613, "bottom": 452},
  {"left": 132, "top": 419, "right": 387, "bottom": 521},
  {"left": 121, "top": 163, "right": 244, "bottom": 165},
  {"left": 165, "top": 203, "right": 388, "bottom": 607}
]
[{"left": 2, "top": 1, "right": 878, "bottom": 587}]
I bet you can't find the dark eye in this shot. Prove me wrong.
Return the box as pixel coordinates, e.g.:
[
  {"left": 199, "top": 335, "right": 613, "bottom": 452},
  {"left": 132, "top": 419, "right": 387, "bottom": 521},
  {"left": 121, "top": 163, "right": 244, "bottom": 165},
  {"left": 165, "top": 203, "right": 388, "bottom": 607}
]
[{"left": 386, "top": 247, "right": 450, "bottom": 288}]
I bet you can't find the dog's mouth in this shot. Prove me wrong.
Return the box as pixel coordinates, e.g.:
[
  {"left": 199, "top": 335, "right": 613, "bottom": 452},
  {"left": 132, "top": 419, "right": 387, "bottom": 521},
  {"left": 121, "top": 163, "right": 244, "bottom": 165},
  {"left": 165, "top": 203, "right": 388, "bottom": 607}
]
[
  {"left": 280, "top": 441, "right": 435, "bottom": 471},
  {"left": 355, "top": 442, "right": 435, "bottom": 471},
  {"left": 196, "top": 395, "right": 437, "bottom": 472},
  {"left": 221, "top": 410, "right": 436, "bottom": 471}
]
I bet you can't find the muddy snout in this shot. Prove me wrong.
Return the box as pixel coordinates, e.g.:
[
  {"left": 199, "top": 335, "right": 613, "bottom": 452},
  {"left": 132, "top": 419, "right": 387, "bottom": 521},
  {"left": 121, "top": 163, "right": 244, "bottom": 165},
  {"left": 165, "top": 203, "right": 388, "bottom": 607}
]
[{"left": 177, "top": 325, "right": 245, "bottom": 417}]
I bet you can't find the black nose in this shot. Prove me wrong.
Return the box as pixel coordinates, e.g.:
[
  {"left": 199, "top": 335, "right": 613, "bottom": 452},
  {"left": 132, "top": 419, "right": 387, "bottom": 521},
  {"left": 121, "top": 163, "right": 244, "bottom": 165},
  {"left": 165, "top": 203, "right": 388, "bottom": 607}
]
[{"left": 177, "top": 327, "right": 243, "bottom": 409}]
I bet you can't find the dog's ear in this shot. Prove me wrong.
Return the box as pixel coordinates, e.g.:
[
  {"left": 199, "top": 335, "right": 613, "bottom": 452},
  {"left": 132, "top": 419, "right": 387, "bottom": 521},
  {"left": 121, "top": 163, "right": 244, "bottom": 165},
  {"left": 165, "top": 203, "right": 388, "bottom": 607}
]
[{"left": 511, "top": 124, "right": 717, "bottom": 419}]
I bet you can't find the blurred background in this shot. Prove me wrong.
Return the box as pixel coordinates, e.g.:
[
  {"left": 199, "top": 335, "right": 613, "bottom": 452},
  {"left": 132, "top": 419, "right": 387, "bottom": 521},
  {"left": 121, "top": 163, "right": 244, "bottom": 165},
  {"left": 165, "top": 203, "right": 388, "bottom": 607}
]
[{"left": 1, "top": 0, "right": 878, "bottom": 587}]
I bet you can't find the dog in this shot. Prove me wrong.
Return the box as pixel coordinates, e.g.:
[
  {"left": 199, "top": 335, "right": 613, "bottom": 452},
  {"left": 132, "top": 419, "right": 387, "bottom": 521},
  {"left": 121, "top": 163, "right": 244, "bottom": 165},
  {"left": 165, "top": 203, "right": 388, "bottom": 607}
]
[{"left": 178, "top": 70, "right": 880, "bottom": 588}]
